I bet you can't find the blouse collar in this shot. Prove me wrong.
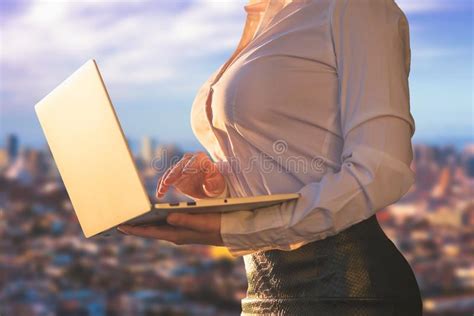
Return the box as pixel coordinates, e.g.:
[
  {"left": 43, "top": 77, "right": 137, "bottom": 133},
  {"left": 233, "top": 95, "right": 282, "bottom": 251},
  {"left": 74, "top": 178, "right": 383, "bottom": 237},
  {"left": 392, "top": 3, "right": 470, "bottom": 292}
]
[
  {"left": 244, "top": 0, "right": 269, "bottom": 14},
  {"left": 244, "top": 0, "right": 298, "bottom": 16},
  {"left": 244, "top": 0, "right": 294, "bottom": 40}
]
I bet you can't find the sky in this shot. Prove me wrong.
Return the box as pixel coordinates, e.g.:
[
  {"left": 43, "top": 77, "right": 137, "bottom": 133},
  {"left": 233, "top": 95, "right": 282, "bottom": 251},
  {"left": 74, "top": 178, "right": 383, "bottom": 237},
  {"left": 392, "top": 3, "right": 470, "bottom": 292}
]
[{"left": 0, "top": 0, "right": 472, "bottom": 151}]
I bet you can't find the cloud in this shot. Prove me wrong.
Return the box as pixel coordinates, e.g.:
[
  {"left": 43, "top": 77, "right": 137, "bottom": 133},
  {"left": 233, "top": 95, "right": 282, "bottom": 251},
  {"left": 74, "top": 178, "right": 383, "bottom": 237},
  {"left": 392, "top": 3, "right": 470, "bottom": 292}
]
[
  {"left": 1, "top": 0, "right": 471, "bottom": 114},
  {"left": 0, "top": 0, "right": 247, "bottom": 112}
]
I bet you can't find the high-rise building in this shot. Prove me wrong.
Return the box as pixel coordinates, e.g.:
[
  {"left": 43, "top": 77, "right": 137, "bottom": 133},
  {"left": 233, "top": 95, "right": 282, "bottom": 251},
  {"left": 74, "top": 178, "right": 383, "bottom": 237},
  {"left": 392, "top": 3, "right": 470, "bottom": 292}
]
[
  {"left": 461, "top": 144, "right": 474, "bottom": 178},
  {"left": 6, "top": 134, "right": 19, "bottom": 162},
  {"left": 154, "top": 144, "right": 183, "bottom": 171},
  {"left": 413, "top": 144, "right": 439, "bottom": 191},
  {"left": 4, "top": 148, "right": 33, "bottom": 185},
  {"left": 140, "top": 136, "right": 155, "bottom": 163}
]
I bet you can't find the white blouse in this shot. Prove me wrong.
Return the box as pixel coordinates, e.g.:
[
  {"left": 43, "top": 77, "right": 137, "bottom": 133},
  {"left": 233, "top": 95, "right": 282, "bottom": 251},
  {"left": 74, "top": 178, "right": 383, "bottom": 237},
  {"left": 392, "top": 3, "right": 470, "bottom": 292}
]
[{"left": 190, "top": 0, "right": 416, "bottom": 256}]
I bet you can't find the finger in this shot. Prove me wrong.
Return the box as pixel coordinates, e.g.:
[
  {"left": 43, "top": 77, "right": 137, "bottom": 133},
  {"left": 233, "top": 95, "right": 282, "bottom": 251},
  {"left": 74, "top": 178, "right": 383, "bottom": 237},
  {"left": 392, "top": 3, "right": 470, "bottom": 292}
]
[
  {"left": 157, "top": 167, "right": 176, "bottom": 198},
  {"left": 158, "top": 154, "right": 193, "bottom": 197},
  {"left": 166, "top": 213, "right": 221, "bottom": 233},
  {"left": 199, "top": 154, "right": 217, "bottom": 175},
  {"left": 163, "top": 154, "right": 194, "bottom": 186},
  {"left": 203, "top": 173, "right": 225, "bottom": 196},
  {"left": 118, "top": 224, "right": 177, "bottom": 239},
  {"left": 182, "top": 152, "right": 211, "bottom": 174},
  {"left": 117, "top": 224, "right": 220, "bottom": 245},
  {"left": 181, "top": 155, "right": 201, "bottom": 175},
  {"left": 156, "top": 168, "right": 172, "bottom": 198}
]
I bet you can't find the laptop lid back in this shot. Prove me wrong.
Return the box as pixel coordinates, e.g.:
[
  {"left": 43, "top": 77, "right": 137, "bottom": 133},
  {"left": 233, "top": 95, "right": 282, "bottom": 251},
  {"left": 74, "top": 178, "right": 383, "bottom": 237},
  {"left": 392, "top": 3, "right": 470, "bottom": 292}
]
[{"left": 35, "top": 59, "right": 151, "bottom": 237}]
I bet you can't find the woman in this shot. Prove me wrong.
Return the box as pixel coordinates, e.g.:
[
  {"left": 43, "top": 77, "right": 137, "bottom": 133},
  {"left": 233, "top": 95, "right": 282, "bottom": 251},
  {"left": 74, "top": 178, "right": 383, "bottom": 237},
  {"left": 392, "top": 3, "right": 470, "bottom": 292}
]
[{"left": 118, "top": 0, "right": 423, "bottom": 314}]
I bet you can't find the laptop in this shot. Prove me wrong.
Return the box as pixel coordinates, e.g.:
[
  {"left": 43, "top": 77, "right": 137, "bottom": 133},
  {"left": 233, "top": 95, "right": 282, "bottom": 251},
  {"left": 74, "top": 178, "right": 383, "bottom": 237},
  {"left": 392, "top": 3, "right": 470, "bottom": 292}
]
[{"left": 35, "top": 59, "right": 299, "bottom": 238}]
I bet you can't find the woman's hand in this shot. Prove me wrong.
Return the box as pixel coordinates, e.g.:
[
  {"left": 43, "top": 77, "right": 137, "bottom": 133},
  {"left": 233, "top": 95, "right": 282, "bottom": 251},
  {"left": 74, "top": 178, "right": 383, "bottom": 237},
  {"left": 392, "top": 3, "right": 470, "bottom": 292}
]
[
  {"left": 117, "top": 213, "right": 223, "bottom": 246},
  {"left": 156, "top": 152, "right": 226, "bottom": 199},
  {"left": 124, "top": 153, "right": 225, "bottom": 246}
]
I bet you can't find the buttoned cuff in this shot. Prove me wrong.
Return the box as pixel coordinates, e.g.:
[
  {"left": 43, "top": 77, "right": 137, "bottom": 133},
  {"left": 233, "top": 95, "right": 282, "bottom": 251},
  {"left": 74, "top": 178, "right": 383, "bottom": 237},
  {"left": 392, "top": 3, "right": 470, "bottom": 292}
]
[{"left": 220, "top": 204, "right": 290, "bottom": 256}]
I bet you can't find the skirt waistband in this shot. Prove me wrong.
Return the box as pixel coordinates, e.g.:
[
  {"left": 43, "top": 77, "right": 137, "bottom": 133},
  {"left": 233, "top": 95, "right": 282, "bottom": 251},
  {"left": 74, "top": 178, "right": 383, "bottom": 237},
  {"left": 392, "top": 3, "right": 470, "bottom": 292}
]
[{"left": 242, "top": 215, "right": 421, "bottom": 301}]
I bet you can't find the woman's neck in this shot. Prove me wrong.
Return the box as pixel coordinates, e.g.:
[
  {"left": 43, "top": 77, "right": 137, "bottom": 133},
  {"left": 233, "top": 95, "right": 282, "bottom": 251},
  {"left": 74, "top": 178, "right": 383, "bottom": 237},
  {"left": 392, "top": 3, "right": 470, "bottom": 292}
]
[{"left": 244, "top": 0, "right": 269, "bottom": 14}]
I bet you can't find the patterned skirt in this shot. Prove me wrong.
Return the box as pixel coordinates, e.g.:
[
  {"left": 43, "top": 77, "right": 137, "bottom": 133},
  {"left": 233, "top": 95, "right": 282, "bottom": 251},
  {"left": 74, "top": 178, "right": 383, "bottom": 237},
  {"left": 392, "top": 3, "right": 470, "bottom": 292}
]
[{"left": 241, "top": 215, "right": 423, "bottom": 315}]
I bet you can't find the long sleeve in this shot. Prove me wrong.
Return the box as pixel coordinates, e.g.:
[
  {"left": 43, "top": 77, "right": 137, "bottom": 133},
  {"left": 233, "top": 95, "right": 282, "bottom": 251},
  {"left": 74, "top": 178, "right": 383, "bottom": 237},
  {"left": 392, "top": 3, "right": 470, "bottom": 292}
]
[{"left": 220, "top": 0, "right": 416, "bottom": 257}]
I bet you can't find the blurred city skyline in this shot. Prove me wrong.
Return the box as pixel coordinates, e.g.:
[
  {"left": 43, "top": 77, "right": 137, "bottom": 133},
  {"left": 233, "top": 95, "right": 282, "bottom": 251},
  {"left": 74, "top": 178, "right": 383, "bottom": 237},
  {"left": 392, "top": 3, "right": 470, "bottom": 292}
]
[
  {"left": 1, "top": 131, "right": 473, "bottom": 315},
  {"left": 0, "top": 0, "right": 472, "bottom": 150}
]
